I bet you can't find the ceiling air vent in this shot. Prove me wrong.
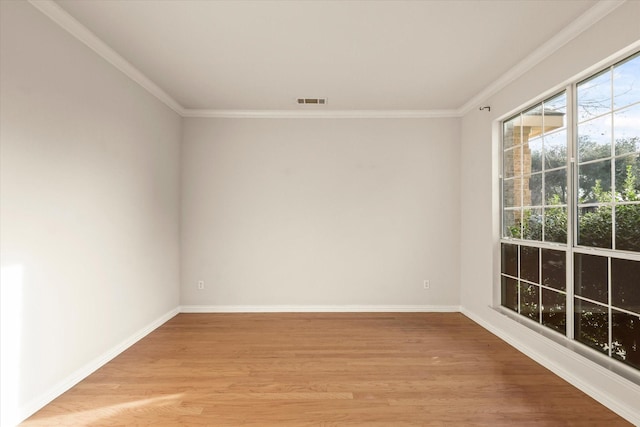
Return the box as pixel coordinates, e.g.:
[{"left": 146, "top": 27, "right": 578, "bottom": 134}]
[{"left": 297, "top": 98, "right": 327, "bottom": 105}]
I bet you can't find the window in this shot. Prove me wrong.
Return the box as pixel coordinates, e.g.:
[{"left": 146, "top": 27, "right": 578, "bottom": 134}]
[
  {"left": 500, "top": 52, "right": 640, "bottom": 372},
  {"left": 503, "top": 92, "right": 568, "bottom": 243}
]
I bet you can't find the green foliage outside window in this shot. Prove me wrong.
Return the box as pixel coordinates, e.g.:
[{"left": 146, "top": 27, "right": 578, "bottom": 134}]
[
  {"left": 506, "top": 137, "right": 640, "bottom": 251},
  {"left": 545, "top": 196, "right": 568, "bottom": 243}
]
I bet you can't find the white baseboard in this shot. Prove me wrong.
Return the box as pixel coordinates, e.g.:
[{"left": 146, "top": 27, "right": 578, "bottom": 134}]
[
  {"left": 461, "top": 306, "right": 640, "bottom": 426},
  {"left": 14, "top": 307, "right": 179, "bottom": 426},
  {"left": 179, "top": 304, "right": 461, "bottom": 313}
]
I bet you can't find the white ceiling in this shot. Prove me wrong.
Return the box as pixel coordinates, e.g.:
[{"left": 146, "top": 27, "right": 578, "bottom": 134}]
[{"left": 47, "top": 0, "right": 608, "bottom": 114}]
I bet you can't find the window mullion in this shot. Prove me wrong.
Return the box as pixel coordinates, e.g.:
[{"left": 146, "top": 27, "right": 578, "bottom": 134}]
[
  {"left": 567, "top": 83, "right": 576, "bottom": 340},
  {"left": 610, "top": 70, "right": 616, "bottom": 252},
  {"left": 608, "top": 257, "right": 613, "bottom": 358}
]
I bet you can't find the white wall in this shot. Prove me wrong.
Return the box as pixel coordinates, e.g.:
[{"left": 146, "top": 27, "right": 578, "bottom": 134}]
[
  {"left": 0, "top": 2, "right": 181, "bottom": 424},
  {"left": 459, "top": 1, "right": 640, "bottom": 423},
  {"left": 181, "top": 118, "right": 460, "bottom": 309}
]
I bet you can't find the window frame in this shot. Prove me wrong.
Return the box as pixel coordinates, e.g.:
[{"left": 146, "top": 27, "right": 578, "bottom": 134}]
[{"left": 497, "top": 50, "right": 640, "bottom": 381}]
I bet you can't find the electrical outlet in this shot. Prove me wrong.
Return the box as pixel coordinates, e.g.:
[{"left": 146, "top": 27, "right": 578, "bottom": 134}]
[
  {"left": 198, "top": 280, "right": 204, "bottom": 290},
  {"left": 423, "top": 280, "right": 430, "bottom": 290}
]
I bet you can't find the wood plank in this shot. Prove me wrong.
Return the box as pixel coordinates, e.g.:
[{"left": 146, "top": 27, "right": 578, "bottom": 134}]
[{"left": 21, "top": 313, "right": 632, "bottom": 426}]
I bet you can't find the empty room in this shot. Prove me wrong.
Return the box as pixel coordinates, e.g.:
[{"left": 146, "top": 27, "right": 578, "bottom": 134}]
[{"left": 1, "top": 0, "right": 639, "bottom": 425}]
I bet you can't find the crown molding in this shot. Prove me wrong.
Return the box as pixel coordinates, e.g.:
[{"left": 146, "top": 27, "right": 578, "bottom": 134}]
[
  {"left": 28, "top": 0, "right": 186, "bottom": 116},
  {"left": 181, "top": 109, "right": 462, "bottom": 119},
  {"left": 458, "top": 0, "right": 627, "bottom": 115},
  {"left": 27, "top": 0, "right": 457, "bottom": 119},
  {"left": 29, "top": 0, "right": 626, "bottom": 120}
]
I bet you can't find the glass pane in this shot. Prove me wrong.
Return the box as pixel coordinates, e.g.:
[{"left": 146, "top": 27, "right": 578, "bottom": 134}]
[
  {"left": 544, "top": 130, "right": 567, "bottom": 170},
  {"left": 522, "top": 208, "right": 542, "bottom": 241},
  {"left": 544, "top": 207, "right": 567, "bottom": 244},
  {"left": 542, "top": 248, "right": 566, "bottom": 291},
  {"left": 520, "top": 282, "right": 540, "bottom": 322},
  {"left": 612, "top": 309, "right": 640, "bottom": 370},
  {"left": 503, "top": 178, "right": 522, "bottom": 208},
  {"left": 501, "top": 276, "right": 519, "bottom": 312},
  {"left": 614, "top": 103, "right": 640, "bottom": 156},
  {"left": 574, "top": 253, "right": 608, "bottom": 304},
  {"left": 577, "top": 69, "right": 611, "bottom": 122},
  {"left": 577, "top": 115, "right": 612, "bottom": 162},
  {"left": 526, "top": 137, "right": 543, "bottom": 174},
  {"left": 544, "top": 92, "right": 567, "bottom": 130},
  {"left": 574, "top": 298, "right": 609, "bottom": 354},
  {"left": 501, "top": 243, "right": 518, "bottom": 277},
  {"left": 578, "top": 205, "right": 612, "bottom": 249},
  {"left": 522, "top": 104, "right": 544, "bottom": 141},
  {"left": 542, "top": 288, "right": 566, "bottom": 334},
  {"left": 503, "top": 116, "right": 520, "bottom": 150},
  {"left": 525, "top": 173, "right": 542, "bottom": 206},
  {"left": 503, "top": 209, "right": 522, "bottom": 239},
  {"left": 520, "top": 245, "right": 539, "bottom": 284},
  {"left": 611, "top": 258, "right": 640, "bottom": 314},
  {"left": 545, "top": 168, "right": 567, "bottom": 205},
  {"left": 578, "top": 159, "right": 611, "bottom": 204},
  {"left": 503, "top": 147, "right": 520, "bottom": 178},
  {"left": 615, "top": 154, "right": 640, "bottom": 202},
  {"left": 616, "top": 204, "right": 640, "bottom": 252},
  {"left": 613, "top": 53, "right": 640, "bottom": 110}
]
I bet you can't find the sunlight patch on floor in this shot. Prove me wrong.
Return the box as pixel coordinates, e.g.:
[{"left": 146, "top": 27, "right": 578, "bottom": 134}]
[{"left": 21, "top": 393, "right": 192, "bottom": 426}]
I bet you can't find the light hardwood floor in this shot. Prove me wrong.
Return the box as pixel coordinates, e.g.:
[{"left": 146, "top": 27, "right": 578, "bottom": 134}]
[{"left": 22, "top": 313, "right": 631, "bottom": 426}]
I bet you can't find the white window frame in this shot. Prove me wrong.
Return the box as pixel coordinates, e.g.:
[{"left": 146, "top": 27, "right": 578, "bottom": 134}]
[{"left": 496, "top": 49, "right": 640, "bottom": 384}]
